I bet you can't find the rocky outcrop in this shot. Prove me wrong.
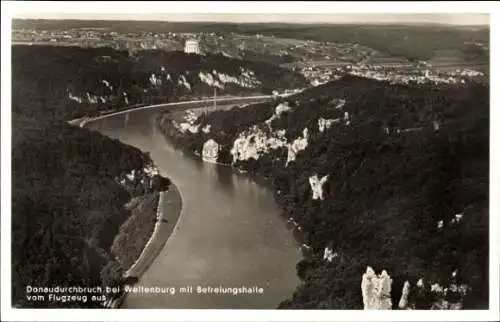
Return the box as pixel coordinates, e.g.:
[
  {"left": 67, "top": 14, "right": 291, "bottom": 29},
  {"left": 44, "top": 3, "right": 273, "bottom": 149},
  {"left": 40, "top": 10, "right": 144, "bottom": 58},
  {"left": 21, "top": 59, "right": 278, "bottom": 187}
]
[
  {"left": 396, "top": 271, "right": 469, "bottom": 310},
  {"left": 118, "top": 164, "right": 161, "bottom": 192},
  {"left": 323, "top": 247, "right": 337, "bottom": 262},
  {"left": 344, "top": 111, "right": 351, "bottom": 125},
  {"left": 175, "top": 110, "right": 200, "bottom": 134},
  {"left": 437, "top": 212, "right": 464, "bottom": 230},
  {"left": 86, "top": 93, "right": 98, "bottom": 104},
  {"left": 68, "top": 91, "right": 83, "bottom": 103},
  {"left": 398, "top": 281, "right": 411, "bottom": 309},
  {"left": 202, "top": 139, "right": 220, "bottom": 163},
  {"left": 361, "top": 266, "right": 393, "bottom": 310},
  {"left": 202, "top": 124, "right": 211, "bottom": 133},
  {"left": 332, "top": 98, "right": 347, "bottom": 109},
  {"left": 451, "top": 213, "right": 463, "bottom": 224},
  {"left": 318, "top": 117, "right": 340, "bottom": 132},
  {"left": 177, "top": 74, "right": 191, "bottom": 91},
  {"left": 286, "top": 128, "right": 309, "bottom": 166},
  {"left": 265, "top": 102, "right": 292, "bottom": 126},
  {"left": 199, "top": 71, "right": 223, "bottom": 89},
  {"left": 178, "top": 123, "right": 200, "bottom": 134},
  {"left": 149, "top": 73, "right": 162, "bottom": 87},
  {"left": 102, "top": 79, "right": 113, "bottom": 90},
  {"left": 309, "top": 174, "right": 328, "bottom": 200},
  {"left": 230, "top": 126, "right": 288, "bottom": 164},
  {"left": 198, "top": 68, "right": 261, "bottom": 90}
]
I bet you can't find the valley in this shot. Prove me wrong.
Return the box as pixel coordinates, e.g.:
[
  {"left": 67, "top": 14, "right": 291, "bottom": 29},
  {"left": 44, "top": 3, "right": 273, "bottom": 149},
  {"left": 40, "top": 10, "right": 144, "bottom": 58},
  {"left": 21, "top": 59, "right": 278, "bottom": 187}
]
[{"left": 9, "top": 17, "right": 490, "bottom": 311}]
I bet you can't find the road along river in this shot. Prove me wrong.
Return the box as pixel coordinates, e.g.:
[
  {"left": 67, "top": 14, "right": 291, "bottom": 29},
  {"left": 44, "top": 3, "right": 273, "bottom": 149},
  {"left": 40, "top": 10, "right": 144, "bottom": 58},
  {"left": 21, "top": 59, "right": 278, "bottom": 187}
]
[{"left": 84, "top": 102, "right": 302, "bottom": 309}]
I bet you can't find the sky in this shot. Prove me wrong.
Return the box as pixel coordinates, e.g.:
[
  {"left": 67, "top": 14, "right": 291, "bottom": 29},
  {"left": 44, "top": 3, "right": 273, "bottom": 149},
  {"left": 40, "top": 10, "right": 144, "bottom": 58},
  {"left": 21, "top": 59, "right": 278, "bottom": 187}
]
[
  {"left": 5, "top": 2, "right": 491, "bottom": 26},
  {"left": 12, "top": 13, "right": 490, "bottom": 26}
]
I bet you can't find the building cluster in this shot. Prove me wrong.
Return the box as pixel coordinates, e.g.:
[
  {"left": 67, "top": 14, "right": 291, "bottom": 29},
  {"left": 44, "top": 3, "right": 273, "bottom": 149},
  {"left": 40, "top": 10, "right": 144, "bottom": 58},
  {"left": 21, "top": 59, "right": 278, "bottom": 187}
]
[
  {"left": 300, "top": 62, "right": 486, "bottom": 87},
  {"left": 12, "top": 28, "right": 211, "bottom": 54},
  {"left": 13, "top": 27, "right": 487, "bottom": 87}
]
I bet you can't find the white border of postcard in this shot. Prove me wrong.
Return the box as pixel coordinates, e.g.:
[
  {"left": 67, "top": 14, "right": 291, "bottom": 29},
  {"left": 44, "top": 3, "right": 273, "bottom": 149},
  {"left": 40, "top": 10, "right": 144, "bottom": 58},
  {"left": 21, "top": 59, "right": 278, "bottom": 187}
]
[{"left": 1, "top": 1, "right": 499, "bottom": 321}]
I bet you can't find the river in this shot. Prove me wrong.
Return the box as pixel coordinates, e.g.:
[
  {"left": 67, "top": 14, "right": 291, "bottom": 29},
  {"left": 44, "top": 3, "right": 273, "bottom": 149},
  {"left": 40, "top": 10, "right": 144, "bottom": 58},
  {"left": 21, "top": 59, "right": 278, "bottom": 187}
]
[{"left": 85, "top": 106, "right": 302, "bottom": 309}]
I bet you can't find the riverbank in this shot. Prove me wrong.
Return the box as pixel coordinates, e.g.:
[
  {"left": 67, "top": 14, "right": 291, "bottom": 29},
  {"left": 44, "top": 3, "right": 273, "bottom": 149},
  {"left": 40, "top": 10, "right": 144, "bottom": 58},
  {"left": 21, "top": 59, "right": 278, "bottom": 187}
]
[
  {"left": 78, "top": 115, "right": 184, "bottom": 308},
  {"left": 123, "top": 183, "right": 183, "bottom": 279},
  {"left": 103, "top": 182, "right": 183, "bottom": 309},
  {"left": 111, "top": 192, "right": 161, "bottom": 273},
  {"left": 155, "top": 112, "right": 312, "bottom": 258}
]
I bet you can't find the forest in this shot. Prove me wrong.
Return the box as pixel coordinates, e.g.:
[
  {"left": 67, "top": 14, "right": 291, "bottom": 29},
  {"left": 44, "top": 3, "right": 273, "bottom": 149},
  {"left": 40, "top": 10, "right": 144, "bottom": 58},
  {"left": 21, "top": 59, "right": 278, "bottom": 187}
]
[
  {"left": 160, "top": 75, "right": 489, "bottom": 309},
  {"left": 11, "top": 113, "right": 171, "bottom": 308},
  {"left": 11, "top": 42, "right": 304, "bottom": 308},
  {"left": 12, "top": 45, "right": 307, "bottom": 120}
]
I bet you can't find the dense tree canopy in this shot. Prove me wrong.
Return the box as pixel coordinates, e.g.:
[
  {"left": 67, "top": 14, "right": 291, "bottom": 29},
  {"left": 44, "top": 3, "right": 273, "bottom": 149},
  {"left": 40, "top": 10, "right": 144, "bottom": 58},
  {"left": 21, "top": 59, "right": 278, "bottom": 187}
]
[
  {"left": 12, "top": 45, "right": 307, "bottom": 120},
  {"left": 12, "top": 115, "right": 172, "bottom": 307},
  {"left": 160, "top": 75, "right": 489, "bottom": 309}
]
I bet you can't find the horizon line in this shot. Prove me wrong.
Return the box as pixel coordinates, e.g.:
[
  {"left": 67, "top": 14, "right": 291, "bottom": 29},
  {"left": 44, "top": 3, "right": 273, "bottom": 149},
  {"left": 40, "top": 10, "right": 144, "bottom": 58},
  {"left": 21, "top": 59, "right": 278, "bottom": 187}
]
[{"left": 11, "top": 17, "right": 490, "bottom": 27}]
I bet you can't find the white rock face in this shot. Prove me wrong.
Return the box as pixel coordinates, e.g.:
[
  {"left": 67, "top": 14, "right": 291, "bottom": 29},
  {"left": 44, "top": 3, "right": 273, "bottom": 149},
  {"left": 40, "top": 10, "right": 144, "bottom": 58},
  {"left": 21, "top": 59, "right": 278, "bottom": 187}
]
[
  {"left": 184, "top": 110, "right": 198, "bottom": 124},
  {"left": 361, "top": 267, "right": 377, "bottom": 309},
  {"left": 286, "top": 128, "right": 309, "bottom": 166},
  {"left": 433, "top": 121, "right": 440, "bottom": 131},
  {"left": 431, "top": 283, "right": 444, "bottom": 293},
  {"left": 234, "top": 67, "right": 261, "bottom": 88},
  {"left": 318, "top": 117, "right": 340, "bottom": 132},
  {"left": 198, "top": 69, "right": 260, "bottom": 89},
  {"left": 202, "top": 139, "right": 219, "bottom": 163},
  {"left": 309, "top": 174, "right": 329, "bottom": 200},
  {"left": 437, "top": 220, "right": 444, "bottom": 229},
  {"left": 265, "top": 102, "right": 292, "bottom": 126},
  {"left": 123, "top": 92, "right": 129, "bottom": 105},
  {"left": 198, "top": 71, "right": 224, "bottom": 89},
  {"left": 149, "top": 73, "right": 162, "bottom": 87},
  {"left": 398, "top": 281, "right": 411, "bottom": 309},
  {"left": 361, "top": 267, "right": 393, "bottom": 310},
  {"left": 230, "top": 126, "right": 287, "bottom": 164},
  {"left": 276, "top": 129, "right": 287, "bottom": 137},
  {"left": 143, "top": 165, "right": 160, "bottom": 176},
  {"left": 178, "top": 75, "right": 191, "bottom": 90},
  {"left": 175, "top": 110, "right": 200, "bottom": 133},
  {"left": 86, "top": 93, "right": 98, "bottom": 104},
  {"left": 430, "top": 282, "right": 468, "bottom": 309},
  {"left": 178, "top": 122, "right": 200, "bottom": 134},
  {"left": 102, "top": 79, "right": 113, "bottom": 90},
  {"left": 68, "top": 92, "right": 83, "bottom": 103},
  {"left": 125, "top": 169, "right": 136, "bottom": 182},
  {"left": 451, "top": 213, "right": 463, "bottom": 224},
  {"left": 396, "top": 276, "right": 468, "bottom": 310},
  {"left": 202, "top": 124, "right": 211, "bottom": 133},
  {"left": 377, "top": 270, "right": 393, "bottom": 309},
  {"left": 323, "top": 247, "right": 338, "bottom": 262},
  {"left": 333, "top": 98, "right": 346, "bottom": 109}
]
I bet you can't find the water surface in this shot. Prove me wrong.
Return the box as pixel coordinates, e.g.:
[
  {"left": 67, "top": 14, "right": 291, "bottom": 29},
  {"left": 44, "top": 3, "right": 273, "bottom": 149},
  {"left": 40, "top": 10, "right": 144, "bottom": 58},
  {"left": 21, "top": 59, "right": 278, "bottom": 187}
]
[{"left": 86, "top": 107, "right": 302, "bottom": 309}]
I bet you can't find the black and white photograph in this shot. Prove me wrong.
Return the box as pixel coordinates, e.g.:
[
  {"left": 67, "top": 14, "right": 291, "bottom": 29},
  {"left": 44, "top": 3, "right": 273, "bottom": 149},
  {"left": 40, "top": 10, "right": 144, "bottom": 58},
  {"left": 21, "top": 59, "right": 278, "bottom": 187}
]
[{"left": 1, "top": 1, "right": 498, "bottom": 321}]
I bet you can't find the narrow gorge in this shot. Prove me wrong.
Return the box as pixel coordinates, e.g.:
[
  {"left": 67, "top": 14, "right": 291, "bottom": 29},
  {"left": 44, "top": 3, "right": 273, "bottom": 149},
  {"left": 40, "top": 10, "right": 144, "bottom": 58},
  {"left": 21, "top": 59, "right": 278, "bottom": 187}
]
[{"left": 156, "top": 75, "right": 489, "bottom": 309}]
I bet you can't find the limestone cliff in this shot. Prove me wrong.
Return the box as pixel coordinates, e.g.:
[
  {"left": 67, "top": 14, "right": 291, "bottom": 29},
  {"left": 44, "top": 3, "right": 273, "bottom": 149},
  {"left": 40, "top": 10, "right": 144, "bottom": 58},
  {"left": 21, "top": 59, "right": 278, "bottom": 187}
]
[
  {"left": 202, "top": 139, "right": 220, "bottom": 164},
  {"left": 361, "top": 267, "right": 393, "bottom": 310},
  {"left": 309, "top": 174, "right": 329, "bottom": 200}
]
